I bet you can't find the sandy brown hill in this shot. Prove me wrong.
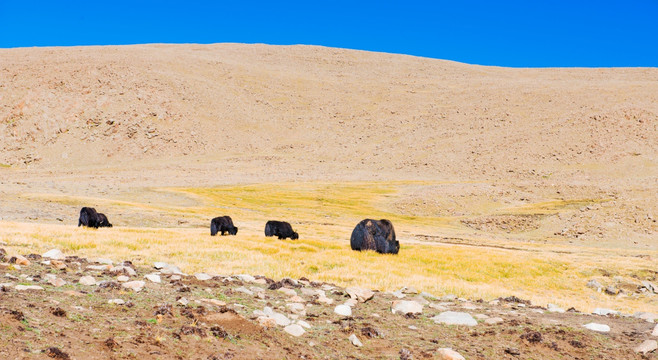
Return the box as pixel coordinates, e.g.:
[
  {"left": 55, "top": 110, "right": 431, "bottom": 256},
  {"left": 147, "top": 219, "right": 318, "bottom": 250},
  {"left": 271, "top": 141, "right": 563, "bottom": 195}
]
[{"left": 1, "top": 43, "right": 656, "bottom": 179}]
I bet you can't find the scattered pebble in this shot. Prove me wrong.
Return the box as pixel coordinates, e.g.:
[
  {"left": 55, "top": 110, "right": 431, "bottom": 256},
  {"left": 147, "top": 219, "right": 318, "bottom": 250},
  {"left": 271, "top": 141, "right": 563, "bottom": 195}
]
[
  {"left": 349, "top": 334, "right": 363, "bottom": 347},
  {"left": 145, "top": 274, "right": 161, "bottom": 283},
  {"left": 284, "top": 324, "right": 305, "bottom": 337},
  {"left": 79, "top": 276, "right": 96, "bottom": 286},
  {"left": 436, "top": 348, "right": 466, "bottom": 360},
  {"left": 334, "top": 304, "right": 352, "bottom": 317},
  {"left": 583, "top": 323, "right": 610, "bottom": 333},
  {"left": 391, "top": 300, "right": 423, "bottom": 315}
]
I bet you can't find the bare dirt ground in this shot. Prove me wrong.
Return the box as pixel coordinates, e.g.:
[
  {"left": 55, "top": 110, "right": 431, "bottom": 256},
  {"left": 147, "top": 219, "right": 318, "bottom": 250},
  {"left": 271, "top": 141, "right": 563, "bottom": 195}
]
[{"left": 0, "top": 44, "right": 657, "bottom": 358}]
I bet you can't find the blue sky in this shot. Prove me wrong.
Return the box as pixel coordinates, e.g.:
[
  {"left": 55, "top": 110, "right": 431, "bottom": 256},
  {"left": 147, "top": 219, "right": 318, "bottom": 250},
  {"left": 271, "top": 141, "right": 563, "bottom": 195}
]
[{"left": 1, "top": 1, "right": 657, "bottom": 67}]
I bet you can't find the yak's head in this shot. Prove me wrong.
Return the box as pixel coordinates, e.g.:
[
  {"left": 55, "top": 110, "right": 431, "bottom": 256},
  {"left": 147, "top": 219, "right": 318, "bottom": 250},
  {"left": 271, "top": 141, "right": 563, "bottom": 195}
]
[
  {"left": 229, "top": 227, "right": 238, "bottom": 235},
  {"left": 291, "top": 232, "right": 299, "bottom": 240}
]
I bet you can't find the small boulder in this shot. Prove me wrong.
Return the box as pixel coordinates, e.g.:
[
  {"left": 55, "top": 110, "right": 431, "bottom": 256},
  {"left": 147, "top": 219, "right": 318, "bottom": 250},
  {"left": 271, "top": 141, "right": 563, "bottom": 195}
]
[
  {"left": 122, "top": 281, "right": 145, "bottom": 292},
  {"left": 117, "top": 276, "right": 129, "bottom": 282},
  {"left": 110, "top": 266, "right": 136, "bottom": 276},
  {"left": 194, "top": 273, "right": 212, "bottom": 281},
  {"left": 271, "top": 312, "right": 292, "bottom": 326},
  {"left": 284, "top": 324, "right": 305, "bottom": 337},
  {"left": 652, "top": 324, "right": 658, "bottom": 337},
  {"left": 634, "top": 340, "right": 657, "bottom": 354},
  {"left": 586, "top": 279, "right": 603, "bottom": 290},
  {"left": 235, "top": 287, "right": 254, "bottom": 296},
  {"left": 14, "top": 255, "right": 30, "bottom": 266},
  {"left": 79, "top": 276, "right": 96, "bottom": 286},
  {"left": 592, "top": 308, "right": 619, "bottom": 316},
  {"left": 334, "top": 305, "right": 352, "bottom": 317},
  {"left": 391, "top": 300, "right": 423, "bottom": 315},
  {"left": 42, "top": 249, "right": 65, "bottom": 260},
  {"left": 349, "top": 334, "right": 363, "bottom": 347},
  {"left": 583, "top": 323, "right": 610, "bottom": 333},
  {"left": 484, "top": 317, "right": 504, "bottom": 325},
  {"left": 345, "top": 287, "right": 374, "bottom": 303},
  {"left": 436, "top": 348, "right": 466, "bottom": 360},
  {"left": 48, "top": 277, "right": 66, "bottom": 287},
  {"left": 277, "top": 287, "right": 297, "bottom": 297},
  {"left": 547, "top": 303, "right": 565, "bottom": 313},
  {"left": 431, "top": 311, "right": 477, "bottom": 326},
  {"left": 145, "top": 274, "right": 161, "bottom": 283},
  {"left": 108, "top": 299, "right": 125, "bottom": 305},
  {"left": 235, "top": 274, "right": 256, "bottom": 283}
]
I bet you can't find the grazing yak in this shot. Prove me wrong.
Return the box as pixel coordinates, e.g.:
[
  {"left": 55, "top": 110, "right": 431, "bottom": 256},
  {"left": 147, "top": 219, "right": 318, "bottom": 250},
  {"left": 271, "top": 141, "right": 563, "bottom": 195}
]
[
  {"left": 264, "top": 220, "right": 298, "bottom": 240},
  {"left": 210, "top": 216, "right": 238, "bottom": 236},
  {"left": 78, "top": 207, "right": 113, "bottom": 228},
  {"left": 350, "top": 219, "right": 399, "bottom": 254}
]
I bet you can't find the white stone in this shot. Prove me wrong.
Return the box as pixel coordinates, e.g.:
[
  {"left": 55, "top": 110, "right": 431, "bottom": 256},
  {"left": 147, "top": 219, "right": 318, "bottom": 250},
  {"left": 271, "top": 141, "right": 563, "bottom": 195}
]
[
  {"left": 390, "top": 290, "right": 406, "bottom": 299},
  {"left": 42, "top": 249, "right": 65, "bottom": 260},
  {"left": 634, "top": 312, "right": 658, "bottom": 323},
  {"left": 110, "top": 266, "right": 136, "bottom": 276},
  {"left": 592, "top": 308, "right": 619, "bottom": 316},
  {"left": 349, "top": 334, "right": 362, "bottom": 347},
  {"left": 485, "top": 317, "right": 504, "bottom": 324},
  {"left": 236, "top": 274, "right": 256, "bottom": 283},
  {"left": 94, "top": 258, "right": 113, "bottom": 265},
  {"left": 287, "top": 303, "right": 306, "bottom": 315},
  {"left": 297, "top": 320, "right": 311, "bottom": 329},
  {"left": 277, "top": 287, "right": 297, "bottom": 297},
  {"left": 117, "top": 275, "right": 130, "bottom": 282},
  {"left": 145, "top": 274, "right": 161, "bottom": 283},
  {"left": 79, "top": 276, "right": 96, "bottom": 286},
  {"left": 160, "top": 264, "right": 184, "bottom": 275},
  {"left": 153, "top": 262, "right": 168, "bottom": 269},
  {"left": 432, "top": 311, "right": 477, "bottom": 326},
  {"left": 44, "top": 274, "right": 57, "bottom": 281},
  {"left": 634, "top": 340, "right": 657, "bottom": 354},
  {"left": 271, "top": 312, "right": 292, "bottom": 326},
  {"left": 235, "top": 286, "right": 254, "bottom": 296},
  {"left": 429, "top": 303, "right": 448, "bottom": 311},
  {"left": 334, "top": 304, "right": 352, "bottom": 317},
  {"left": 583, "top": 323, "right": 610, "bottom": 333},
  {"left": 289, "top": 295, "right": 305, "bottom": 303},
  {"left": 652, "top": 324, "right": 658, "bottom": 337},
  {"left": 15, "top": 285, "right": 44, "bottom": 291},
  {"left": 108, "top": 299, "right": 125, "bottom": 305},
  {"left": 178, "top": 297, "right": 189, "bottom": 306},
  {"left": 547, "top": 303, "right": 565, "bottom": 313},
  {"left": 409, "top": 325, "right": 418, "bottom": 330},
  {"left": 474, "top": 314, "right": 489, "bottom": 320},
  {"left": 345, "top": 287, "right": 375, "bottom": 303},
  {"left": 318, "top": 296, "right": 334, "bottom": 305},
  {"left": 48, "top": 277, "right": 66, "bottom": 287},
  {"left": 391, "top": 300, "right": 424, "bottom": 315},
  {"left": 194, "top": 273, "right": 212, "bottom": 281},
  {"left": 284, "top": 324, "right": 305, "bottom": 337},
  {"left": 301, "top": 288, "right": 318, "bottom": 296},
  {"left": 344, "top": 299, "right": 358, "bottom": 307},
  {"left": 87, "top": 265, "right": 111, "bottom": 271},
  {"left": 436, "top": 348, "right": 466, "bottom": 360},
  {"left": 122, "top": 280, "right": 145, "bottom": 292},
  {"left": 170, "top": 275, "right": 182, "bottom": 281}
]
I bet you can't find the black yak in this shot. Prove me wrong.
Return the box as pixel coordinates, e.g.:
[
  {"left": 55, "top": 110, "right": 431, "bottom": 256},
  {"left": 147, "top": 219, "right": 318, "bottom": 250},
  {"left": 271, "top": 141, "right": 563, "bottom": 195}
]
[
  {"left": 210, "top": 216, "right": 238, "bottom": 236},
  {"left": 350, "top": 219, "right": 399, "bottom": 254},
  {"left": 78, "top": 207, "right": 112, "bottom": 228},
  {"left": 264, "top": 220, "right": 298, "bottom": 240}
]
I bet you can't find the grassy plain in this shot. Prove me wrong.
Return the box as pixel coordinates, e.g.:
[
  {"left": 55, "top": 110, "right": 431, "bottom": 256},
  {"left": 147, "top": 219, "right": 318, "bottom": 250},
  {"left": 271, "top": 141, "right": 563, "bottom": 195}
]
[{"left": 1, "top": 181, "right": 656, "bottom": 314}]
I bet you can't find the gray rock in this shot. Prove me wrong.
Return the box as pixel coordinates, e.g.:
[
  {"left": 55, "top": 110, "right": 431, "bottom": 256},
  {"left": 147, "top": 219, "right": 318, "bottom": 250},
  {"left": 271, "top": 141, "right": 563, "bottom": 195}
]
[
  {"left": 110, "top": 266, "right": 136, "bottom": 277},
  {"left": 484, "top": 317, "right": 504, "bottom": 325},
  {"left": 583, "top": 323, "right": 610, "bottom": 333},
  {"left": 117, "top": 275, "right": 130, "bottom": 282},
  {"left": 429, "top": 303, "right": 448, "bottom": 311},
  {"left": 301, "top": 288, "right": 318, "bottom": 296},
  {"left": 592, "top": 308, "right": 619, "bottom": 316},
  {"left": 122, "top": 280, "right": 145, "bottom": 292},
  {"left": 236, "top": 274, "right": 256, "bottom": 283},
  {"left": 48, "top": 277, "right": 66, "bottom": 287},
  {"left": 93, "top": 258, "right": 113, "bottom": 265},
  {"left": 401, "top": 286, "right": 418, "bottom": 294},
  {"left": 277, "top": 287, "right": 297, "bottom": 297},
  {"left": 652, "top": 324, "right": 658, "bottom": 337},
  {"left": 349, "top": 334, "right": 363, "bottom": 347},
  {"left": 474, "top": 314, "right": 489, "bottom": 320},
  {"left": 436, "top": 348, "right": 466, "bottom": 360},
  {"left": 108, "top": 299, "right": 125, "bottom": 305},
  {"left": 547, "top": 303, "right": 565, "bottom": 313},
  {"left": 287, "top": 303, "right": 306, "bottom": 315},
  {"left": 145, "top": 274, "right": 161, "bottom": 283},
  {"left": 271, "top": 312, "right": 292, "bottom": 326},
  {"left": 420, "top": 291, "right": 438, "bottom": 300},
  {"left": 334, "top": 305, "right": 352, "bottom": 317},
  {"left": 634, "top": 340, "right": 657, "bottom": 354},
  {"left": 284, "top": 324, "right": 305, "bottom": 337},
  {"left": 42, "top": 249, "right": 65, "bottom": 260},
  {"left": 586, "top": 279, "right": 603, "bottom": 289},
  {"left": 391, "top": 300, "right": 423, "bottom": 315},
  {"left": 634, "top": 312, "right": 658, "bottom": 322},
  {"left": 345, "top": 287, "right": 375, "bottom": 303},
  {"left": 297, "top": 320, "right": 311, "bottom": 329},
  {"left": 160, "top": 264, "right": 184, "bottom": 275},
  {"left": 194, "top": 273, "right": 212, "bottom": 281},
  {"left": 178, "top": 297, "right": 189, "bottom": 306},
  {"left": 153, "top": 262, "right": 168, "bottom": 269},
  {"left": 432, "top": 311, "right": 477, "bottom": 326},
  {"left": 442, "top": 294, "right": 458, "bottom": 301},
  {"left": 87, "top": 265, "right": 111, "bottom": 271},
  {"left": 604, "top": 286, "right": 619, "bottom": 295},
  {"left": 79, "top": 276, "right": 96, "bottom": 286},
  {"left": 344, "top": 298, "right": 358, "bottom": 307},
  {"left": 235, "top": 286, "right": 254, "bottom": 296}
]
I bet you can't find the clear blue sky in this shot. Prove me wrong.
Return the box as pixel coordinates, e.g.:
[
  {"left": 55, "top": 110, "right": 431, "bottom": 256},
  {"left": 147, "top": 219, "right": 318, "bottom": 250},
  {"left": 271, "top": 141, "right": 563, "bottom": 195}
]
[{"left": 1, "top": 1, "right": 657, "bottom": 67}]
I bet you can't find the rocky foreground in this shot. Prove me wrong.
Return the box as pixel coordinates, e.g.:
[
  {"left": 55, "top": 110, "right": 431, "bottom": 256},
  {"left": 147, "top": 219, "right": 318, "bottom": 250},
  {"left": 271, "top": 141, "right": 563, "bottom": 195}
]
[{"left": 0, "top": 248, "right": 656, "bottom": 359}]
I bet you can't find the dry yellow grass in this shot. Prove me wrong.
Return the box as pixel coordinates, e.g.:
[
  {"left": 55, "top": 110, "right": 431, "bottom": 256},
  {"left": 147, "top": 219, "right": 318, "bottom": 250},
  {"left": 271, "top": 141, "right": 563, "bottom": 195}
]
[{"left": 1, "top": 181, "right": 656, "bottom": 314}]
